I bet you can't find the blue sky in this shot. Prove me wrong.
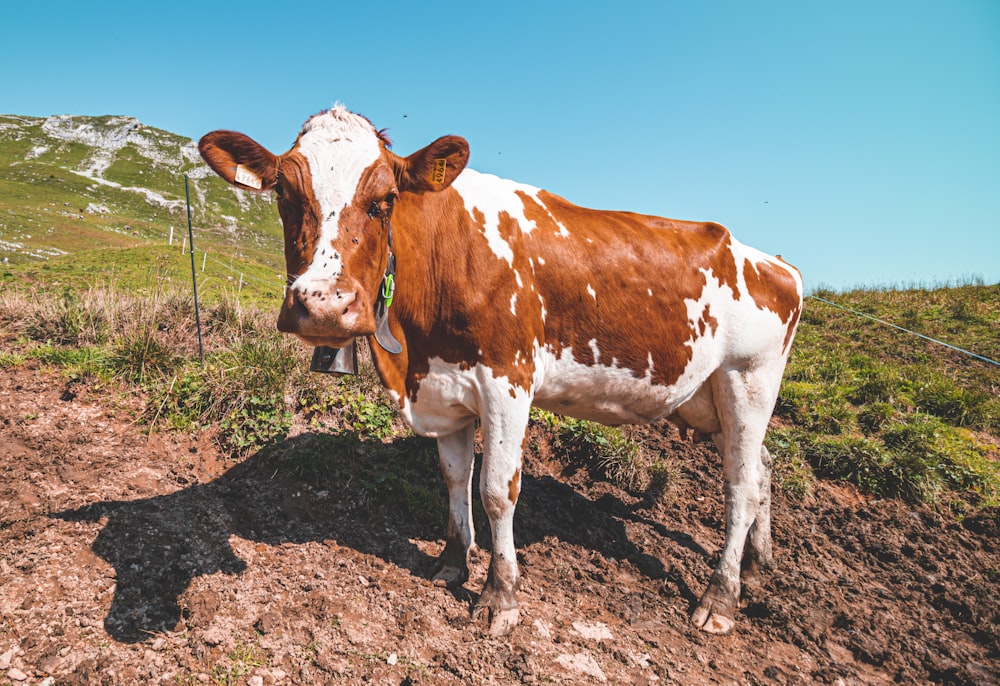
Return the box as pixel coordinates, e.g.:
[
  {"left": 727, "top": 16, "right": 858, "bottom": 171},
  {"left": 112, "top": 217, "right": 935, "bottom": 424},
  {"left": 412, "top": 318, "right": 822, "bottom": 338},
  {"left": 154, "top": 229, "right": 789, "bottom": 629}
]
[{"left": 4, "top": 1, "right": 998, "bottom": 290}]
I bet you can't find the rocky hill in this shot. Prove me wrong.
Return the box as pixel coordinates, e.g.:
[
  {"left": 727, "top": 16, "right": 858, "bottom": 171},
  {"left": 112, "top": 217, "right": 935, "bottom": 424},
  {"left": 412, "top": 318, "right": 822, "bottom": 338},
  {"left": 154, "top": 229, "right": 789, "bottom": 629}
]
[{"left": 0, "top": 114, "right": 282, "bottom": 299}]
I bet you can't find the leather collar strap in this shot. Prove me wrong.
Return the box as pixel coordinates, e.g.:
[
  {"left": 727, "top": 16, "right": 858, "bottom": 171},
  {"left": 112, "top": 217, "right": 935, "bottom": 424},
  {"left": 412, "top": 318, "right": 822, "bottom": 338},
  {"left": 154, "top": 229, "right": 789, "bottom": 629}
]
[{"left": 373, "top": 219, "right": 402, "bottom": 354}]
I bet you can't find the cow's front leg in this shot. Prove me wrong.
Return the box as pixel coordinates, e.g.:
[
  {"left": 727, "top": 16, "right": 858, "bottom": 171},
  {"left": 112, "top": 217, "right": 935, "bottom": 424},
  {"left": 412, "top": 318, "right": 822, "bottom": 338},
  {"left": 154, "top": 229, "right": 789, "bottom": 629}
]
[
  {"left": 473, "top": 390, "right": 530, "bottom": 636},
  {"left": 433, "top": 423, "right": 476, "bottom": 586}
]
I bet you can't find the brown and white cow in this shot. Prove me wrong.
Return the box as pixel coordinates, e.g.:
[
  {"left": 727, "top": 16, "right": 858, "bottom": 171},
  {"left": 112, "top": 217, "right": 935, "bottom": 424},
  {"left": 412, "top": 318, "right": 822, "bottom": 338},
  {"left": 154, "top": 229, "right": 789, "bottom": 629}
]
[{"left": 199, "top": 105, "right": 803, "bottom": 636}]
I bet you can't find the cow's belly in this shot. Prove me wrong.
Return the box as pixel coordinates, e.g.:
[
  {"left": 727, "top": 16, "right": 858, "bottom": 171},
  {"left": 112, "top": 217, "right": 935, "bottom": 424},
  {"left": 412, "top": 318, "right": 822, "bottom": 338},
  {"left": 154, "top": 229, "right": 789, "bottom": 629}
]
[
  {"left": 393, "top": 358, "right": 482, "bottom": 437},
  {"left": 394, "top": 342, "right": 721, "bottom": 435},
  {"left": 533, "top": 346, "right": 712, "bottom": 426}
]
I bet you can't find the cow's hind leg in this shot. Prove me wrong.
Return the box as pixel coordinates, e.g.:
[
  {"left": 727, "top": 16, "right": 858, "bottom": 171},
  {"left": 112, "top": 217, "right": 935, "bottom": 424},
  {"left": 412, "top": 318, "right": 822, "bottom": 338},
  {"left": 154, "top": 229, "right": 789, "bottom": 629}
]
[
  {"left": 691, "top": 365, "right": 780, "bottom": 634},
  {"left": 740, "top": 444, "right": 773, "bottom": 595},
  {"left": 433, "top": 423, "right": 476, "bottom": 586}
]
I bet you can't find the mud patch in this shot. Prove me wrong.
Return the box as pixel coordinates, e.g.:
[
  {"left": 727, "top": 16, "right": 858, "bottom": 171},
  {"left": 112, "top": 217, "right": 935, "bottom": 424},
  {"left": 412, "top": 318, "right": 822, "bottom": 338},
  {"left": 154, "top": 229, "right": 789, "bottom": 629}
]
[{"left": 1, "top": 365, "right": 998, "bottom": 684}]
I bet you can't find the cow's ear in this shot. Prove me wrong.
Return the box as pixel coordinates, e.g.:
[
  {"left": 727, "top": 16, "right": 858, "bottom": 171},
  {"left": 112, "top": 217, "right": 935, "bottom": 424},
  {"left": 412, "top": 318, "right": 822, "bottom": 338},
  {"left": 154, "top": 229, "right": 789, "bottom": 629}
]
[
  {"left": 198, "top": 130, "right": 279, "bottom": 192},
  {"left": 396, "top": 135, "right": 469, "bottom": 194}
]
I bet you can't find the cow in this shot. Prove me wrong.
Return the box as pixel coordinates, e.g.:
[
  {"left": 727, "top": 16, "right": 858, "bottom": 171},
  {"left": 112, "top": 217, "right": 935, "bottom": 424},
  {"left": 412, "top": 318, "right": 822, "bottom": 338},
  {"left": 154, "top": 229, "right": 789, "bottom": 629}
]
[{"left": 199, "top": 105, "right": 803, "bottom": 637}]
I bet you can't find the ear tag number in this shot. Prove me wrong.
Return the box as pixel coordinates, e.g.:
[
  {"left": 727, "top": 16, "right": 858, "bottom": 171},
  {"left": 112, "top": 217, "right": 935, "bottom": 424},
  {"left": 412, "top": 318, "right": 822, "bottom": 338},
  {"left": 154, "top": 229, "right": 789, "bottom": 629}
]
[
  {"left": 235, "top": 165, "right": 262, "bottom": 189},
  {"left": 431, "top": 158, "right": 447, "bottom": 185}
]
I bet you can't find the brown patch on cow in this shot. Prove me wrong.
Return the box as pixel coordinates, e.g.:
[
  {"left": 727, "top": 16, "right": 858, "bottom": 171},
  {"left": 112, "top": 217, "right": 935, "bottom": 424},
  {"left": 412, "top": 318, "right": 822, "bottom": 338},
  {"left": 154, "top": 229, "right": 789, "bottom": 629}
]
[
  {"left": 743, "top": 258, "right": 800, "bottom": 324},
  {"left": 697, "top": 304, "right": 719, "bottom": 337},
  {"left": 742, "top": 258, "right": 802, "bottom": 355},
  {"left": 274, "top": 151, "right": 323, "bottom": 284},
  {"left": 508, "top": 468, "right": 521, "bottom": 505},
  {"left": 522, "top": 193, "right": 743, "bottom": 387},
  {"left": 704, "top": 223, "right": 740, "bottom": 301}
]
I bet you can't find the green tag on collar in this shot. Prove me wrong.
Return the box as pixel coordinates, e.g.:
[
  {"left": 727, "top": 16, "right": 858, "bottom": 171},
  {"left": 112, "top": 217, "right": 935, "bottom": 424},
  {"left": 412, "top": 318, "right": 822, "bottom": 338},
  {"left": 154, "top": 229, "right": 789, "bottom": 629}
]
[{"left": 381, "top": 273, "right": 395, "bottom": 309}]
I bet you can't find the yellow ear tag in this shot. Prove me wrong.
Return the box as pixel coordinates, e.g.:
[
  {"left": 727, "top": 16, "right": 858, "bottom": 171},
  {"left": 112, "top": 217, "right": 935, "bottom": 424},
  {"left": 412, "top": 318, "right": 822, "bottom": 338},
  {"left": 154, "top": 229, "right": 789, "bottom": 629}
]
[
  {"left": 234, "top": 164, "right": 263, "bottom": 189},
  {"left": 431, "top": 158, "right": 448, "bottom": 185}
]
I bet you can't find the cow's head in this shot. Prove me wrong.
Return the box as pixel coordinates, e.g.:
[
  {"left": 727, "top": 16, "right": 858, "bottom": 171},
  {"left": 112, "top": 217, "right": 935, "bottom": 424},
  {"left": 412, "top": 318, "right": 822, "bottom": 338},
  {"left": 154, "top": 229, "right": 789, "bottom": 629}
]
[{"left": 199, "top": 106, "right": 469, "bottom": 348}]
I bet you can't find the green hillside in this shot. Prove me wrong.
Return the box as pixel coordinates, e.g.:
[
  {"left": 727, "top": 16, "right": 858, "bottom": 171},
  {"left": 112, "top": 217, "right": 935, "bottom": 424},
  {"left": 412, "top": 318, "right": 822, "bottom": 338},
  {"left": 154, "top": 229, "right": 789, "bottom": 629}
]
[
  {"left": 0, "top": 114, "right": 285, "bottom": 303},
  {"left": 771, "top": 283, "right": 1000, "bottom": 512}
]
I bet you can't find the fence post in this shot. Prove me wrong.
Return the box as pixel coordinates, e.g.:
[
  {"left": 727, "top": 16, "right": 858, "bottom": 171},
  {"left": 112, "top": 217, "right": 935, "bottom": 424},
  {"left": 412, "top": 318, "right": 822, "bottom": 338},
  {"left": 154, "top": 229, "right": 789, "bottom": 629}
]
[{"left": 184, "top": 175, "right": 205, "bottom": 364}]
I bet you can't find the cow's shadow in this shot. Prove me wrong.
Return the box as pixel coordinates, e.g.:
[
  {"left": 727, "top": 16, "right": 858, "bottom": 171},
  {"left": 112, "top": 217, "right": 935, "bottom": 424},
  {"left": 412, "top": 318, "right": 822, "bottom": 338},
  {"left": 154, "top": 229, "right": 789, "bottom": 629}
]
[{"left": 51, "top": 432, "right": 707, "bottom": 643}]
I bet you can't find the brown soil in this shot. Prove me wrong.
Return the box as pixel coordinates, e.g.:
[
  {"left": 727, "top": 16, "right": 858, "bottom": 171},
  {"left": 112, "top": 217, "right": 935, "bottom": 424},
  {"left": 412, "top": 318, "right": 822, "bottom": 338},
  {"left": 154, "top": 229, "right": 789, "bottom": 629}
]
[{"left": 1, "top": 361, "right": 998, "bottom": 685}]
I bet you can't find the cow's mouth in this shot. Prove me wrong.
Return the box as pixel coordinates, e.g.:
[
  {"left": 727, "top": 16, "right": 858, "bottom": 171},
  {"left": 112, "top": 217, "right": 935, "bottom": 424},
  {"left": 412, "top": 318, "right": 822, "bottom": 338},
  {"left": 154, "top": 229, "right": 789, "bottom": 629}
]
[{"left": 290, "top": 332, "right": 356, "bottom": 349}]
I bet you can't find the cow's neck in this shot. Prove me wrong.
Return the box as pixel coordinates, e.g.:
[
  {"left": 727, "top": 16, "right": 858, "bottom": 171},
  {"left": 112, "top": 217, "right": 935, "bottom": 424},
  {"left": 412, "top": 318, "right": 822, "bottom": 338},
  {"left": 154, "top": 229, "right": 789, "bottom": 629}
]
[{"left": 365, "top": 186, "right": 470, "bottom": 403}]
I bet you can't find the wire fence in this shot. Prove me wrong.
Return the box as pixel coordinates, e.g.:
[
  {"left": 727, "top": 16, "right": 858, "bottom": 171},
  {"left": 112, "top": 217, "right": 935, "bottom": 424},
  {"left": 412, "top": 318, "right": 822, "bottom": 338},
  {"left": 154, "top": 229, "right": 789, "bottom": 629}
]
[{"left": 807, "top": 295, "right": 1000, "bottom": 369}]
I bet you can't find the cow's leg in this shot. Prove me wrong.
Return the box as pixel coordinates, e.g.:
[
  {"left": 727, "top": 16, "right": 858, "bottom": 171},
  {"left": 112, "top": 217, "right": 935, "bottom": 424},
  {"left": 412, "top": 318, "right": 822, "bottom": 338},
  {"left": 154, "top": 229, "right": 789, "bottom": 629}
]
[
  {"left": 741, "top": 444, "right": 773, "bottom": 592},
  {"left": 433, "top": 422, "right": 477, "bottom": 586},
  {"left": 691, "top": 366, "right": 779, "bottom": 635},
  {"left": 473, "top": 389, "right": 530, "bottom": 636}
]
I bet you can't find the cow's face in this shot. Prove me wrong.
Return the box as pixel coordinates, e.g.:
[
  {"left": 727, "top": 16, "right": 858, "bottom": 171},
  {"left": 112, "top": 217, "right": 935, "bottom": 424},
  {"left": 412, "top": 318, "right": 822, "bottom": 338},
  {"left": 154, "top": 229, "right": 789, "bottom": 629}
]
[{"left": 199, "top": 106, "right": 468, "bottom": 348}]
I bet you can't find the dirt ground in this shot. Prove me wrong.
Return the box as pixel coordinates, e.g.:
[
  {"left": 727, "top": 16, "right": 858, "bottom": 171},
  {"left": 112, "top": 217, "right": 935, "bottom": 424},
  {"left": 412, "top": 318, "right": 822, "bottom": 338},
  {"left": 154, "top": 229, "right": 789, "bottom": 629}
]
[{"left": 1, "top": 361, "right": 998, "bottom": 685}]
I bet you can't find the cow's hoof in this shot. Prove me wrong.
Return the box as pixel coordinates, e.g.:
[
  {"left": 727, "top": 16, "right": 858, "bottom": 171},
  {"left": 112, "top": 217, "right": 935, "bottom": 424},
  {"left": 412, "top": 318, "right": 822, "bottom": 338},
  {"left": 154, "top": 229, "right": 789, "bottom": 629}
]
[
  {"left": 691, "top": 604, "right": 735, "bottom": 635},
  {"left": 432, "top": 564, "right": 467, "bottom": 588},
  {"left": 473, "top": 605, "right": 519, "bottom": 637}
]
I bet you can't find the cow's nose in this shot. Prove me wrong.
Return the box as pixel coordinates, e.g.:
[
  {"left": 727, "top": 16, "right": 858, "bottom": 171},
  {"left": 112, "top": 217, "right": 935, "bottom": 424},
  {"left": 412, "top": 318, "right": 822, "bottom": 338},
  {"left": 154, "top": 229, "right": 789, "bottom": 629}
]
[
  {"left": 334, "top": 288, "right": 358, "bottom": 316},
  {"left": 286, "top": 286, "right": 359, "bottom": 321}
]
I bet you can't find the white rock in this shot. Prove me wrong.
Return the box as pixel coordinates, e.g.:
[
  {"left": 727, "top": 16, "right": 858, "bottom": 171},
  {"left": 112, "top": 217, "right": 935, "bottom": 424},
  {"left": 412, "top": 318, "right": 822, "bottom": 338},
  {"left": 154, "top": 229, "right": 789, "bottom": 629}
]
[
  {"left": 533, "top": 619, "right": 552, "bottom": 639},
  {"left": 555, "top": 653, "right": 607, "bottom": 683},
  {"left": 7, "top": 667, "right": 28, "bottom": 682},
  {"left": 572, "top": 621, "right": 614, "bottom": 641}
]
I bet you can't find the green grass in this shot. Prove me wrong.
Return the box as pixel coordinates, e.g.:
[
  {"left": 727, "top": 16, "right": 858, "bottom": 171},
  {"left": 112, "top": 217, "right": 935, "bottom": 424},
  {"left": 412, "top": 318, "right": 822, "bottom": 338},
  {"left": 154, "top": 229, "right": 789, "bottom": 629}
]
[
  {"left": 531, "top": 408, "right": 677, "bottom": 498},
  {"left": 773, "top": 283, "right": 1000, "bottom": 513}
]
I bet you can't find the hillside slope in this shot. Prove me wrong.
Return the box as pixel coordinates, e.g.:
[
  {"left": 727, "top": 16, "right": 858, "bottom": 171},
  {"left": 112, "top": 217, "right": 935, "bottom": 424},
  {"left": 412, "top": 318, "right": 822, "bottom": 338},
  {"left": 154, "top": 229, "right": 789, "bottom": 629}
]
[{"left": 0, "top": 114, "right": 283, "bottom": 300}]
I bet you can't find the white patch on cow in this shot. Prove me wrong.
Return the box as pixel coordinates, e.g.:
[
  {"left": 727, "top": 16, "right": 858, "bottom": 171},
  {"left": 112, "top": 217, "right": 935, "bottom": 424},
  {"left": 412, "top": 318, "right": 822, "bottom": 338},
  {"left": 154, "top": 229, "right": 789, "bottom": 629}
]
[
  {"left": 510, "top": 293, "right": 518, "bottom": 316},
  {"left": 588, "top": 338, "right": 600, "bottom": 364},
  {"left": 393, "top": 357, "right": 534, "bottom": 447},
  {"left": 537, "top": 256, "right": 546, "bottom": 265},
  {"left": 538, "top": 294, "right": 547, "bottom": 322},
  {"left": 451, "top": 169, "right": 539, "bottom": 267},
  {"left": 647, "top": 288, "right": 653, "bottom": 297},
  {"left": 393, "top": 358, "right": 479, "bottom": 436},
  {"left": 682, "top": 251, "right": 794, "bottom": 377},
  {"left": 533, "top": 342, "right": 691, "bottom": 425},
  {"left": 645, "top": 352, "right": 655, "bottom": 380},
  {"left": 514, "top": 270, "right": 523, "bottom": 288},
  {"left": 587, "top": 284, "right": 597, "bottom": 300},
  {"left": 294, "top": 106, "right": 380, "bottom": 288}
]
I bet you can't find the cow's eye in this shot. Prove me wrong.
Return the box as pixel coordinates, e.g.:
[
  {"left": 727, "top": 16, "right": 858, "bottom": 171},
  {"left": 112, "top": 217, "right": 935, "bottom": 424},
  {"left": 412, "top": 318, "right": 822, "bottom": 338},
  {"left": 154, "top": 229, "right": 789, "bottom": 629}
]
[{"left": 368, "top": 193, "right": 397, "bottom": 219}]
